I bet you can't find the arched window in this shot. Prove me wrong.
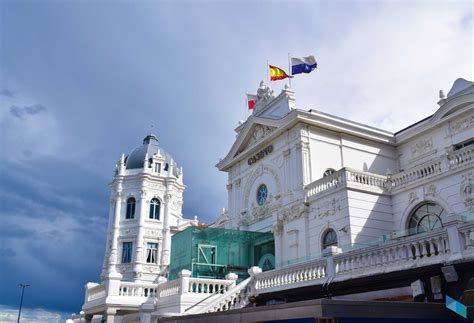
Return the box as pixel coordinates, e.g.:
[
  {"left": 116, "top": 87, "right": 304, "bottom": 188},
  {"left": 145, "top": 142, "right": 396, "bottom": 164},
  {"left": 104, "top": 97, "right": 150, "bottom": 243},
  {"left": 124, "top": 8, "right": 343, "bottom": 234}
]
[
  {"left": 408, "top": 202, "right": 445, "bottom": 234},
  {"left": 149, "top": 198, "right": 161, "bottom": 220},
  {"left": 322, "top": 229, "right": 338, "bottom": 249},
  {"left": 126, "top": 197, "right": 136, "bottom": 219},
  {"left": 323, "top": 168, "right": 336, "bottom": 177}
]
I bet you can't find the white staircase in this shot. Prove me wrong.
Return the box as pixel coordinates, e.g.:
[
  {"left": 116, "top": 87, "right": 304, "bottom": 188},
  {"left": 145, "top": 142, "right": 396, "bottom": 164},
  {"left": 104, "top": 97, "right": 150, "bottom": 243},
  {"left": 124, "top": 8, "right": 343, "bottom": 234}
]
[{"left": 185, "top": 276, "right": 253, "bottom": 314}]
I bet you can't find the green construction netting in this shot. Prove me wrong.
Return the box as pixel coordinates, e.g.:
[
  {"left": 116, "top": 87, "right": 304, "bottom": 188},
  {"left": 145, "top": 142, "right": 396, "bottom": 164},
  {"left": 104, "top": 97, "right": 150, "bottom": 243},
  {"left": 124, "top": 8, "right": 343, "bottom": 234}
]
[{"left": 169, "top": 226, "right": 275, "bottom": 280}]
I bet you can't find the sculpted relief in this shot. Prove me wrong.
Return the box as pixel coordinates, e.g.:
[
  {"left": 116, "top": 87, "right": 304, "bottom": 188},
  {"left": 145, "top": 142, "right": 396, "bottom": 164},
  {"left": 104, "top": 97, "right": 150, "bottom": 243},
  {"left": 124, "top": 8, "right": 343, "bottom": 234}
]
[
  {"left": 450, "top": 115, "right": 474, "bottom": 135},
  {"left": 410, "top": 137, "right": 433, "bottom": 158},
  {"left": 246, "top": 125, "right": 277, "bottom": 149}
]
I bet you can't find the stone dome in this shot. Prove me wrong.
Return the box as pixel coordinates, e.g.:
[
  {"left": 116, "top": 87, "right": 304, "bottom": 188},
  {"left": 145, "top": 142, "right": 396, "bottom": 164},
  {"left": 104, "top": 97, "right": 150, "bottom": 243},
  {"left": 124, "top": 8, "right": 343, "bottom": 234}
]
[{"left": 125, "top": 134, "right": 177, "bottom": 174}]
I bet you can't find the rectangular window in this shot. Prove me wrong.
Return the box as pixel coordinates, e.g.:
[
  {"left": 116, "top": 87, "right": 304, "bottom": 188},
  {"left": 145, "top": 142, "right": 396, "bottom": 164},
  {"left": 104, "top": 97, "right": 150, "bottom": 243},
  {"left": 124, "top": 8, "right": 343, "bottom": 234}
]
[
  {"left": 146, "top": 242, "right": 158, "bottom": 264},
  {"left": 122, "top": 242, "right": 133, "bottom": 263},
  {"left": 154, "top": 163, "right": 161, "bottom": 173}
]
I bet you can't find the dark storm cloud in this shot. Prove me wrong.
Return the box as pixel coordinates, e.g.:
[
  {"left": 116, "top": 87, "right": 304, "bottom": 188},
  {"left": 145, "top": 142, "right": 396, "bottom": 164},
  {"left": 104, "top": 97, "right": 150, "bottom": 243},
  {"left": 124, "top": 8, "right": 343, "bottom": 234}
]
[
  {"left": 9, "top": 104, "right": 47, "bottom": 119},
  {"left": 0, "top": 89, "right": 15, "bottom": 97}
]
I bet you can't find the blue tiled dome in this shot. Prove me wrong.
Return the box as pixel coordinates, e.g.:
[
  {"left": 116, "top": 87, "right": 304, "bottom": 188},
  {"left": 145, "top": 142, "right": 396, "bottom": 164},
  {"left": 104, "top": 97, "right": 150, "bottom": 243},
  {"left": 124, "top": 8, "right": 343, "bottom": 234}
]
[{"left": 125, "top": 134, "right": 176, "bottom": 173}]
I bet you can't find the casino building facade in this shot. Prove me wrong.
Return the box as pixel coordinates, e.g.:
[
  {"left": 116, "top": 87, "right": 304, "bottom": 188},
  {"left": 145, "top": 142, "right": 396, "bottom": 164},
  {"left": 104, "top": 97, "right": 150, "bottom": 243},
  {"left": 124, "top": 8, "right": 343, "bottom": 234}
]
[{"left": 75, "top": 78, "right": 474, "bottom": 323}]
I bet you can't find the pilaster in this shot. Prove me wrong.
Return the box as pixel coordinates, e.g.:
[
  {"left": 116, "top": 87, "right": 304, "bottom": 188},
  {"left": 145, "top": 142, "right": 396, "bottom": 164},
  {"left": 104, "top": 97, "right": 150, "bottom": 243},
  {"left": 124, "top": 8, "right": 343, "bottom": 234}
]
[
  {"left": 108, "top": 184, "right": 123, "bottom": 274},
  {"left": 133, "top": 188, "right": 148, "bottom": 278},
  {"left": 161, "top": 192, "right": 172, "bottom": 266}
]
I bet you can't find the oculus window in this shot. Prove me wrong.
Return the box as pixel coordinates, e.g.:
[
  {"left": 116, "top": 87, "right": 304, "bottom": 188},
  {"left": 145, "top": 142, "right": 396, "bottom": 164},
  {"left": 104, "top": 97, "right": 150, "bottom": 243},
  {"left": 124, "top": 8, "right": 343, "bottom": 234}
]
[
  {"left": 408, "top": 202, "right": 445, "bottom": 234},
  {"left": 125, "top": 197, "right": 136, "bottom": 219},
  {"left": 122, "top": 242, "right": 133, "bottom": 263},
  {"left": 149, "top": 198, "right": 161, "bottom": 220},
  {"left": 257, "top": 184, "right": 268, "bottom": 206},
  {"left": 322, "top": 229, "right": 338, "bottom": 249}
]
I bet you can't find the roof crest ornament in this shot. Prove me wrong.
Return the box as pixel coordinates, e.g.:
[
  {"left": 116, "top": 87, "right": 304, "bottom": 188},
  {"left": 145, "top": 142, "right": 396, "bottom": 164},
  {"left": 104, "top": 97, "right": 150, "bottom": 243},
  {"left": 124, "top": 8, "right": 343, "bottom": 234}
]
[{"left": 253, "top": 81, "right": 275, "bottom": 114}]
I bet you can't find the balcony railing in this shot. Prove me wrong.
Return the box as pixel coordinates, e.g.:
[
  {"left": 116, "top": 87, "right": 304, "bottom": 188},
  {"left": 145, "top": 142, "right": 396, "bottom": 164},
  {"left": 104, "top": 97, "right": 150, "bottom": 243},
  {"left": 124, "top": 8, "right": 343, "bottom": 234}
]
[
  {"left": 305, "top": 145, "right": 473, "bottom": 199},
  {"left": 250, "top": 216, "right": 474, "bottom": 296}
]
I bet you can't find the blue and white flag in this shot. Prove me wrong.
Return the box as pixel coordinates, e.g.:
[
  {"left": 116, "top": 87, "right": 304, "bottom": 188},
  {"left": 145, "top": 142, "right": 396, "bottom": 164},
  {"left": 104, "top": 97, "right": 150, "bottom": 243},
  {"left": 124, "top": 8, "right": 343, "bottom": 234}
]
[{"left": 291, "top": 55, "right": 317, "bottom": 75}]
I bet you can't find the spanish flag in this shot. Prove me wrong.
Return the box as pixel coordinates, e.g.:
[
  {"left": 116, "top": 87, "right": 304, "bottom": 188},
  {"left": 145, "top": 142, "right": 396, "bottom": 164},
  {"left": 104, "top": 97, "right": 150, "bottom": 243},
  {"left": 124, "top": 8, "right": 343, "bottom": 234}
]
[{"left": 269, "top": 64, "right": 290, "bottom": 81}]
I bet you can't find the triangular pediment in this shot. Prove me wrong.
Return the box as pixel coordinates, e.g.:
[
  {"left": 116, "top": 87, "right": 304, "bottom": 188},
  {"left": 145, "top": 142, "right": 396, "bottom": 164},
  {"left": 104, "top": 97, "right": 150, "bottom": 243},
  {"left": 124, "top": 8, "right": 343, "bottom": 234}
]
[
  {"left": 235, "top": 123, "right": 278, "bottom": 156},
  {"left": 217, "top": 116, "right": 284, "bottom": 170}
]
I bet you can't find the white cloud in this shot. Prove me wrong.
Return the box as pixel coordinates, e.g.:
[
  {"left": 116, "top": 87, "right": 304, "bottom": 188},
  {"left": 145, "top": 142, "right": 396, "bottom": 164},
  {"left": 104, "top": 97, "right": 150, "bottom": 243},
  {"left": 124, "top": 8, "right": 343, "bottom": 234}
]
[
  {"left": 292, "top": 1, "right": 472, "bottom": 132},
  {"left": 0, "top": 305, "right": 67, "bottom": 323}
]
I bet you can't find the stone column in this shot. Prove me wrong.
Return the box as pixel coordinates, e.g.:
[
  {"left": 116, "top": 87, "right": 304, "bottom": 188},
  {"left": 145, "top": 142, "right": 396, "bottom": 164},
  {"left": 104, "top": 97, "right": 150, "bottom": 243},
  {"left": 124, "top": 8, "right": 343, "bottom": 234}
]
[
  {"left": 101, "top": 198, "right": 115, "bottom": 279},
  {"left": 133, "top": 188, "right": 148, "bottom": 278},
  {"left": 105, "top": 308, "right": 117, "bottom": 323},
  {"left": 161, "top": 193, "right": 172, "bottom": 266},
  {"left": 108, "top": 182, "right": 123, "bottom": 274},
  {"left": 283, "top": 148, "right": 292, "bottom": 204}
]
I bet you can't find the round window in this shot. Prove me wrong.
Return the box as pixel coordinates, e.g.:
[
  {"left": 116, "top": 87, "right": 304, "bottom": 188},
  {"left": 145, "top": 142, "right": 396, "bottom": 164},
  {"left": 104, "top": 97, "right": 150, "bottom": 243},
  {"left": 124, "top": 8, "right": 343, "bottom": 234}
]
[{"left": 256, "top": 184, "right": 268, "bottom": 206}]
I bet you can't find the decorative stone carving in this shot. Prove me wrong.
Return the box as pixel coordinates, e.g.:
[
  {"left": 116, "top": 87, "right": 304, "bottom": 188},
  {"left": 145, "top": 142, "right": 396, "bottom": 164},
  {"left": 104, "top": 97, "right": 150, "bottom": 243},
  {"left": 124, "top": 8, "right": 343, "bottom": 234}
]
[
  {"left": 279, "top": 204, "right": 309, "bottom": 223},
  {"left": 116, "top": 264, "right": 132, "bottom": 273},
  {"left": 272, "top": 219, "right": 283, "bottom": 236},
  {"left": 424, "top": 184, "right": 437, "bottom": 198},
  {"left": 243, "top": 164, "right": 282, "bottom": 208},
  {"left": 256, "top": 80, "right": 275, "bottom": 103},
  {"left": 120, "top": 228, "right": 138, "bottom": 236},
  {"left": 140, "top": 190, "right": 147, "bottom": 199},
  {"left": 408, "top": 191, "right": 419, "bottom": 204},
  {"left": 143, "top": 265, "right": 161, "bottom": 273},
  {"left": 461, "top": 172, "right": 474, "bottom": 211},
  {"left": 248, "top": 125, "right": 276, "bottom": 146},
  {"left": 450, "top": 115, "right": 474, "bottom": 135},
  {"left": 316, "top": 198, "right": 340, "bottom": 218},
  {"left": 410, "top": 137, "right": 433, "bottom": 158},
  {"left": 145, "top": 230, "right": 163, "bottom": 238},
  {"left": 234, "top": 178, "right": 241, "bottom": 187},
  {"left": 226, "top": 183, "right": 232, "bottom": 191}
]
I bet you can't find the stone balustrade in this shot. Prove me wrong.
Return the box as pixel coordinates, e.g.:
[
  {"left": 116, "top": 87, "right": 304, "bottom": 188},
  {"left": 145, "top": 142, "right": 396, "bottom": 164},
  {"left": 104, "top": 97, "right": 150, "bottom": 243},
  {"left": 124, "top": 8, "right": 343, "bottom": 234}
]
[
  {"left": 188, "top": 277, "right": 233, "bottom": 294},
  {"left": 305, "top": 145, "right": 473, "bottom": 199},
  {"left": 86, "top": 283, "right": 106, "bottom": 302},
  {"left": 305, "top": 167, "right": 387, "bottom": 200},
  {"left": 118, "top": 282, "right": 159, "bottom": 297},
  {"left": 157, "top": 279, "right": 180, "bottom": 297},
  {"left": 187, "top": 275, "right": 252, "bottom": 314},
  {"left": 254, "top": 258, "right": 327, "bottom": 292},
  {"left": 333, "top": 228, "right": 450, "bottom": 275},
  {"left": 389, "top": 160, "right": 443, "bottom": 190},
  {"left": 248, "top": 218, "right": 474, "bottom": 297}
]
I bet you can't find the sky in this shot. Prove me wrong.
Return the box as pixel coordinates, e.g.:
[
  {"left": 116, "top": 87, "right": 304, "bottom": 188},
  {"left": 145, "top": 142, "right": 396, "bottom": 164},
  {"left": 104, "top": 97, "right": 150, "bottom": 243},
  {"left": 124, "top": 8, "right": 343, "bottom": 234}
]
[{"left": 0, "top": 0, "right": 472, "bottom": 321}]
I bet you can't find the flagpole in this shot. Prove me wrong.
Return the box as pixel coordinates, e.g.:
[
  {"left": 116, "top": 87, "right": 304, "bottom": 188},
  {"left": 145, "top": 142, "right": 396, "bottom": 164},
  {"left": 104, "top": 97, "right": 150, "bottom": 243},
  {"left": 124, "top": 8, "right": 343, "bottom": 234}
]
[
  {"left": 266, "top": 59, "right": 269, "bottom": 84},
  {"left": 288, "top": 52, "right": 292, "bottom": 87}
]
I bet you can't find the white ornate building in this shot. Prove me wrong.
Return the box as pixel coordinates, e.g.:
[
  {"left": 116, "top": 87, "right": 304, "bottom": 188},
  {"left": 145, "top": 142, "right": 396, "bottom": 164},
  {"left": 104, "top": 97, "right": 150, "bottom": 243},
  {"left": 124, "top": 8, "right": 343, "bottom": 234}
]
[{"left": 76, "top": 78, "right": 474, "bottom": 323}]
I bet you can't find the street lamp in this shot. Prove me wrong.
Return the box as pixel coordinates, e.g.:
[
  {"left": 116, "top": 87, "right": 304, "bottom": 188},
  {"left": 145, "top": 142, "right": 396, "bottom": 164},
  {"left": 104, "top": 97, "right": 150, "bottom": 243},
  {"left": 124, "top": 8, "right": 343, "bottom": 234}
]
[{"left": 17, "top": 283, "right": 30, "bottom": 323}]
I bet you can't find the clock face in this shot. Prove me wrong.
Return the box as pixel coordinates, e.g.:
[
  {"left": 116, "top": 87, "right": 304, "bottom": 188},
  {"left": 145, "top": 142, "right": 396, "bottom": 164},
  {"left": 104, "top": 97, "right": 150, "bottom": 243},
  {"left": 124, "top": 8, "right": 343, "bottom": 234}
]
[{"left": 257, "top": 184, "right": 268, "bottom": 206}]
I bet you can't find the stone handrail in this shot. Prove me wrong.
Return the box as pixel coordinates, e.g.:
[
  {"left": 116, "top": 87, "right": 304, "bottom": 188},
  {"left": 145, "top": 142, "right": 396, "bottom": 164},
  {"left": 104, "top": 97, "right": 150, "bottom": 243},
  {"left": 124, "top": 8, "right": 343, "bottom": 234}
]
[
  {"left": 447, "top": 145, "right": 473, "bottom": 168},
  {"left": 389, "top": 159, "right": 443, "bottom": 190},
  {"left": 390, "top": 145, "right": 473, "bottom": 191},
  {"left": 333, "top": 228, "right": 450, "bottom": 275},
  {"left": 118, "top": 282, "right": 159, "bottom": 297},
  {"left": 305, "top": 167, "right": 388, "bottom": 200},
  {"left": 254, "top": 258, "right": 327, "bottom": 292},
  {"left": 187, "top": 277, "right": 234, "bottom": 294},
  {"left": 305, "top": 146, "right": 473, "bottom": 199},
  {"left": 86, "top": 283, "right": 106, "bottom": 302},
  {"left": 158, "top": 279, "right": 180, "bottom": 297},
  {"left": 187, "top": 277, "right": 253, "bottom": 314}
]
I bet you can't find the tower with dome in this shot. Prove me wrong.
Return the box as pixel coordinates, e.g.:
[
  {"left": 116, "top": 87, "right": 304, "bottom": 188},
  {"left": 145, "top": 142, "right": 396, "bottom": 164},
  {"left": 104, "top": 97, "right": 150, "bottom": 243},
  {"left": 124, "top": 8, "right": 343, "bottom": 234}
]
[{"left": 101, "top": 134, "right": 196, "bottom": 284}]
